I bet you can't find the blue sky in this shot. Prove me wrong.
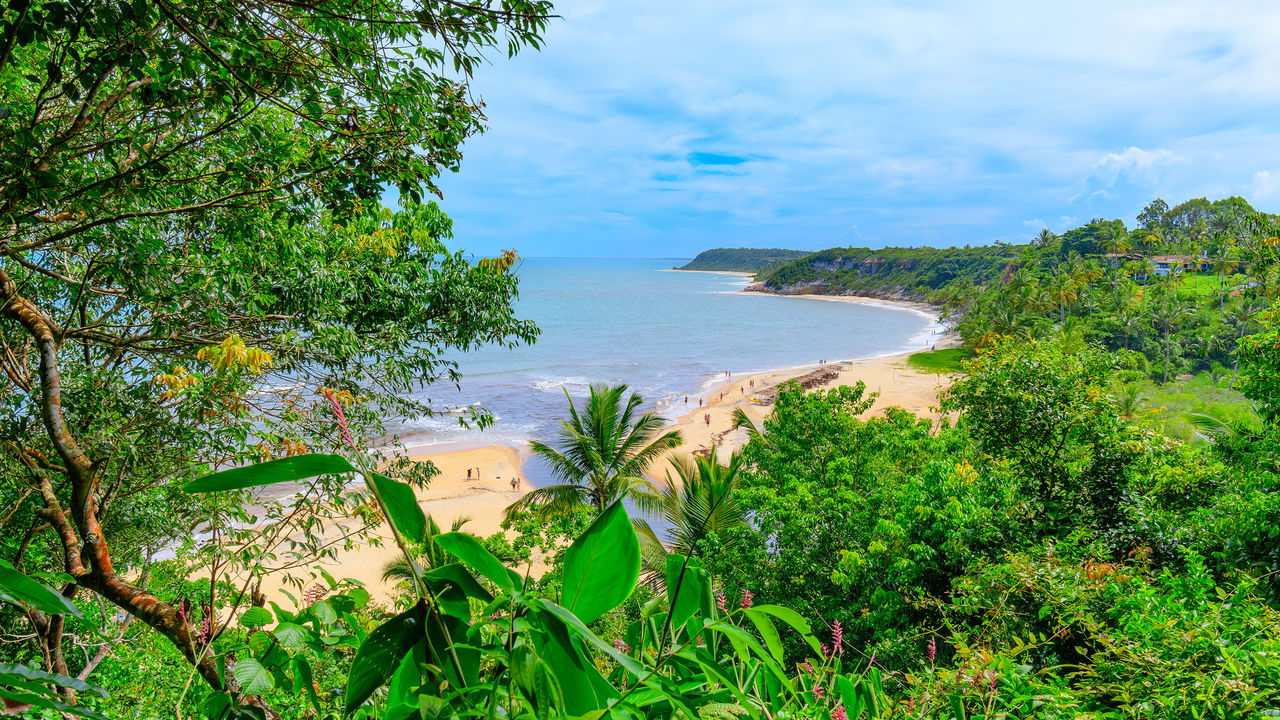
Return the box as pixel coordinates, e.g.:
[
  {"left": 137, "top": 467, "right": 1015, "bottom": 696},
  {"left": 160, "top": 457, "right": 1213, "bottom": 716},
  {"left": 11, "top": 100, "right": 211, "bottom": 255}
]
[{"left": 433, "top": 0, "right": 1280, "bottom": 258}]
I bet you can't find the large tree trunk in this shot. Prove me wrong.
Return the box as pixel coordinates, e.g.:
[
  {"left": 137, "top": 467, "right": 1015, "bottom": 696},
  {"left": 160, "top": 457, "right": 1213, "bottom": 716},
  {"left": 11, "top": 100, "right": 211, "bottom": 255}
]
[{"left": 0, "top": 269, "right": 226, "bottom": 693}]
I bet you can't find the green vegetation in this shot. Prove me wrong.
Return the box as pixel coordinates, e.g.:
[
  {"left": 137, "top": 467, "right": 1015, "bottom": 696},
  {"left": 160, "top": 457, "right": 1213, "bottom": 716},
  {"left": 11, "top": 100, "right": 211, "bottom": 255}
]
[
  {"left": 678, "top": 247, "right": 812, "bottom": 273},
  {"left": 5, "top": 0, "right": 1280, "bottom": 717},
  {"left": 906, "top": 347, "right": 968, "bottom": 374},
  {"left": 759, "top": 244, "right": 1022, "bottom": 300}
]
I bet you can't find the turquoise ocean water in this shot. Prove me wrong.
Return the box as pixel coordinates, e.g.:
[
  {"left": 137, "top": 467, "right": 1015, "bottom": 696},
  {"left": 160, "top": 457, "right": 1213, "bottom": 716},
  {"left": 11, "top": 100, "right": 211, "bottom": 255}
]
[{"left": 386, "top": 258, "right": 944, "bottom": 480}]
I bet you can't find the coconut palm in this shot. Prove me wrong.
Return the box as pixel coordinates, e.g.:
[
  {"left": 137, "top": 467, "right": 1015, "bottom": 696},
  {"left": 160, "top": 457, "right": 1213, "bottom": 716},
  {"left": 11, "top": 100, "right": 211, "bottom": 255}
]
[
  {"left": 633, "top": 449, "right": 748, "bottom": 581},
  {"left": 1113, "top": 384, "right": 1148, "bottom": 421},
  {"left": 505, "top": 384, "right": 682, "bottom": 520},
  {"left": 1047, "top": 270, "right": 1079, "bottom": 322}
]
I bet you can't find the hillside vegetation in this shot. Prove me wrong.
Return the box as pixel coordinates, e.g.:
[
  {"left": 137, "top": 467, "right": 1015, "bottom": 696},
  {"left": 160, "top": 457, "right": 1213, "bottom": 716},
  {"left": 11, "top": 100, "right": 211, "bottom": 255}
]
[{"left": 678, "top": 247, "right": 812, "bottom": 272}]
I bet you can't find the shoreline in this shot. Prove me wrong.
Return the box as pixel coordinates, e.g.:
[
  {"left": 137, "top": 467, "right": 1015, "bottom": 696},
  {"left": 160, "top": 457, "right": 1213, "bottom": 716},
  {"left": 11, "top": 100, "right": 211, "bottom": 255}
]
[
  {"left": 658, "top": 268, "right": 756, "bottom": 277},
  {"left": 258, "top": 290, "right": 961, "bottom": 601},
  {"left": 654, "top": 332, "right": 962, "bottom": 462}
]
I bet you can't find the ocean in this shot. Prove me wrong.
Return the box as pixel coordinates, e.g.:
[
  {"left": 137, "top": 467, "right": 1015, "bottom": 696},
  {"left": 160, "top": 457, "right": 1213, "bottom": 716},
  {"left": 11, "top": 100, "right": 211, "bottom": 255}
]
[{"left": 385, "top": 257, "right": 944, "bottom": 478}]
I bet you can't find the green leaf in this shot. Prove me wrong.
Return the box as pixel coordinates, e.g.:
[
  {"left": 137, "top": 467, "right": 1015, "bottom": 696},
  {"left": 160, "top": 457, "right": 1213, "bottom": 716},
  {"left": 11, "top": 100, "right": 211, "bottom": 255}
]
[
  {"left": 743, "top": 609, "right": 783, "bottom": 662},
  {"left": 665, "top": 554, "right": 709, "bottom": 635},
  {"left": 239, "top": 607, "right": 273, "bottom": 628},
  {"left": 272, "top": 622, "right": 308, "bottom": 648},
  {"left": 748, "top": 604, "right": 822, "bottom": 655},
  {"left": 435, "top": 532, "right": 519, "bottom": 592},
  {"left": 367, "top": 473, "right": 426, "bottom": 543},
  {"left": 184, "top": 454, "right": 355, "bottom": 493},
  {"left": 0, "top": 685, "right": 107, "bottom": 719},
  {"left": 0, "top": 663, "right": 107, "bottom": 697},
  {"left": 345, "top": 603, "right": 425, "bottom": 714},
  {"left": 0, "top": 566, "right": 80, "bottom": 617},
  {"left": 231, "top": 658, "right": 274, "bottom": 694},
  {"left": 537, "top": 600, "right": 696, "bottom": 718},
  {"left": 561, "top": 500, "right": 640, "bottom": 624}
]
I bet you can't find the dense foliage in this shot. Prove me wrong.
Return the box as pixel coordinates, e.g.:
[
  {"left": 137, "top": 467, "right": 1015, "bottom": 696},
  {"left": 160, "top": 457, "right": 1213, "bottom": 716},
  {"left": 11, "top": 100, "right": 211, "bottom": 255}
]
[
  {"left": 759, "top": 245, "right": 1022, "bottom": 300},
  {"left": 0, "top": 0, "right": 550, "bottom": 705}
]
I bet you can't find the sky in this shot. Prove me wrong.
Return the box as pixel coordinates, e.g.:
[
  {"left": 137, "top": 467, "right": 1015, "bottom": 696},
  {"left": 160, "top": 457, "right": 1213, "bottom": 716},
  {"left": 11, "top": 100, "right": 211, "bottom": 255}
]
[{"left": 432, "top": 0, "right": 1280, "bottom": 258}]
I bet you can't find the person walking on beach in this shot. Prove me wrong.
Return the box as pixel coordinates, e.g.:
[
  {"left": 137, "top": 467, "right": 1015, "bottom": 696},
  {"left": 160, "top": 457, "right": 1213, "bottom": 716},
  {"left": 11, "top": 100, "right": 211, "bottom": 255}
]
[
  {"left": 699, "top": 398, "right": 703, "bottom": 407},
  {"left": 704, "top": 413, "right": 711, "bottom": 425},
  {"left": 467, "top": 468, "right": 472, "bottom": 479},
  {"left": 684, "top": 395, "right": 688, "bottom": 404},
  {"left": 510, "top": 477, "right": 517, "bottom": 491}
]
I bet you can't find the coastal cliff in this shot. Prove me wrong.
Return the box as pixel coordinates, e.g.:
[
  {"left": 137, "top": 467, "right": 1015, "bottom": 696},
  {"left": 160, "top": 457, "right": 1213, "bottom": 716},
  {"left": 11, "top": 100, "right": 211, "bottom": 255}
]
[{"left": 752, "top": 244, "right": 1022, "bottom": 304}]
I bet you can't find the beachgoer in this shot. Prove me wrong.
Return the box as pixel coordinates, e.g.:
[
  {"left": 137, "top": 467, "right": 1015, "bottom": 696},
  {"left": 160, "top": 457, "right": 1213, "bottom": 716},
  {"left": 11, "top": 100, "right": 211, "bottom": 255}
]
[
  {"left": 699, "top": 398, "right": 703, "bottom": 407},
  {"left": 510, "top": 478, "right": 517, "bottom": 491},
  {"left": 750, "top": 379, "right": 754, "bottom": 388},
  {"left": 704, "top": 413, "right": 711, "bottom": 425},
  {"left": 467, "top": 468, "right": 472, "bottom": 479},
  {"left": 684, "top": 395, "right": 688, "bottom": 404}
]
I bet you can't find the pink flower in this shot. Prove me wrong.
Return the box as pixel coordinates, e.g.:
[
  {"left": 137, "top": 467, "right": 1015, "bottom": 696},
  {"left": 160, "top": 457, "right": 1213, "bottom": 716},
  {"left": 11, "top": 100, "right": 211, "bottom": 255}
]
[
  {"left": 800, "top": 660, "right": 814, "bottom": 675},
  {"left": 322, "top": 389, "right": 355, "bottom": 449},
  {"left": 613, "top": 638, "right": 631, "bottom": 654},
  {"left": 716, "top": 592, "right": 727, "bottom": 613},
  {"left": 926, "top": 635, "right": 937, "bottom": 664},
  {"left": 832, "top": 706, "right": 848, "bottom": 720},
  {"left": 831, "top": 621, "right": 844, "bottom": 655},
  {"left": 740, "top": 589, "right": 754, "bottom": 609},
  {"left": 812, "top": 683, "right": 825, "bottom": 701},
  {"left": 820, "top": 642, "right": 830, "bottom": 659}
]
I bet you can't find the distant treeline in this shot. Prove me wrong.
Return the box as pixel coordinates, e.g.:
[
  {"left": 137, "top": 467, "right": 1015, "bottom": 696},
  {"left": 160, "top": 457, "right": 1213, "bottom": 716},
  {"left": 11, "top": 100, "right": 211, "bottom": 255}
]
[{"left": 677, "top": 247, "right": 811, "bottom": 272}]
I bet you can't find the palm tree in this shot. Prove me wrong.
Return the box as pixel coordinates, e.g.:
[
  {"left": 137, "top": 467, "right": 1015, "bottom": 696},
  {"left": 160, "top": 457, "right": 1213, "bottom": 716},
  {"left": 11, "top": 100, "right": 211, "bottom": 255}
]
[
  {"left": 505, "top": 384, "right": 682, "bottom": 520},
  {"left": 1151, "top": 297, "right": 1193, "bottom": 383},
  {"left": 382, "top": 514, "right": 471, "bottom": 589},
  {"left": 633, "top": 449, "right": 748, "bottom": 581},
  {"left": 1047, "top": 270, "right": 1079, "bottom": 322},
  {"left": 1212, "top": 257, "right": 1237, "bottom": 310},
  {"left": 1113, "top": 383, "right": 1148, "bottom": 421}
]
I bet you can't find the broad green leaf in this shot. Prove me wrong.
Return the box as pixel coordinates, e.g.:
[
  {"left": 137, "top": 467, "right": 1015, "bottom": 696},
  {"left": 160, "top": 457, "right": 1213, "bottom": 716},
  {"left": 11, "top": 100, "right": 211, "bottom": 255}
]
[
  {"left": 561, "top": 500, "right": 640, "bottom": 624},
  {"left": 367, "top": 472, "right": 426, "bottom": 543},
  {"left": 0, "top": 662, "right": 107, "bottom": 697},
  {"left": 834, "top": 675, "right": 866, "bottom": 719},
  {"left": 345, "top": 603, "right": 425, "bottom": 714},
  {"left": 423, "top": 563, "right": 494, "bottom": 604},
  {"left": 743, "top": 609, "right": 783, "bottom": 663},
  {"left": 538, "top": 600, "right": 697, "bottom": 718},
  {"left": 749, "top": 604, "right": 822, "bottom": 655},
  {"left": 184, "top": 454, "right": 355, "bottom": 493},
  {"left": 231, "top": 658, "right": 274, "bottom": 694},
  {"left": 272, "top": 622, "right": 308, "bottom": 648},
  {"left": 0, "top": 566, "right": 80, "bottom": 617},
  {"left": 239, "top": 607, "right": 273, "bottom": 628},
  {"left": 435, "top": 532, "right": 519, "bottom": 591},
  {"left": 665, "top": 554, "right": 709, "bottom": 635},
  {"left": 0, "top": 685, "right": 107, "bottom": 719},
  {"left": 292, "top": 655, "right": 319, "bottom": 710}
]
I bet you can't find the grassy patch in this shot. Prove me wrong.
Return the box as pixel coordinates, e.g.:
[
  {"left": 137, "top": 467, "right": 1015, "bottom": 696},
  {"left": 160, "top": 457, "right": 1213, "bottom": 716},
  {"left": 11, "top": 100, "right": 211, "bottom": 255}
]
[
  {"left": 1127, "top": 372, "right": 1256, "bottom": 442},
  {"left": 907, "top": 347, "right": 969, "bottom": 374}
]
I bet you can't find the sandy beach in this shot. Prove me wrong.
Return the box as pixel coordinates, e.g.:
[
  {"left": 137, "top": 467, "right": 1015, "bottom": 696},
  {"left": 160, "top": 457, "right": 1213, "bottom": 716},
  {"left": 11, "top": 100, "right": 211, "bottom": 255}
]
[
  {"left": 253, "top": 290, "right": 961, "bottom": 603},
  {"left": 655, "top": 332, "right": 962, "bottom": 462}
]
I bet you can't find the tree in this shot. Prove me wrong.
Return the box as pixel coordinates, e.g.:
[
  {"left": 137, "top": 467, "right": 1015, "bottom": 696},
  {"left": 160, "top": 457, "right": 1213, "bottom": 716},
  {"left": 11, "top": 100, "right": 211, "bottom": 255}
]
[
  {"left": 943, "top": 339, "right": 1119, "bottom": 503},
  {"left": 0, "top": 0, "right": 551, "bottom": 699},
  {"left": 1137, "top": 198, "right": 1170, "bottom": 232},
  {"left": 505, "top": 384, "right": 682, "bottom": 519},
  {"left": 633, "top": 449, "right": 748, "bottom": 578}
]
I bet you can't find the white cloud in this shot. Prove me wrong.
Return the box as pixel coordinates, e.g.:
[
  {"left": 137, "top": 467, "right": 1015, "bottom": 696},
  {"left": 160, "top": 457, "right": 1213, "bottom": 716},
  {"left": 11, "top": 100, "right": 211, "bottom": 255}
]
[{"left": 435, "top": 0, "right": 1280, "bottom": 255}]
